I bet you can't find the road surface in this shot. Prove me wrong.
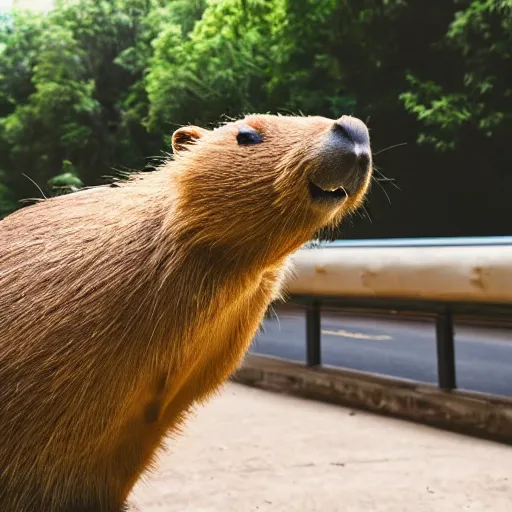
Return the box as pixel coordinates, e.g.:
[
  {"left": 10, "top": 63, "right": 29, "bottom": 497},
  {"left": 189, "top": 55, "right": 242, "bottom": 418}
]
[{"left": 251, "top": 308, "right": 512, "bottom": 397}]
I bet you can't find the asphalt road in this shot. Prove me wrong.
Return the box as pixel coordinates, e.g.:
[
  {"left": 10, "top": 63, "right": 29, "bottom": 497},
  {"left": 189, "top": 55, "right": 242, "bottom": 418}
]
[{"left": 250, "top": 308, "right": 512, "bottom": 398}]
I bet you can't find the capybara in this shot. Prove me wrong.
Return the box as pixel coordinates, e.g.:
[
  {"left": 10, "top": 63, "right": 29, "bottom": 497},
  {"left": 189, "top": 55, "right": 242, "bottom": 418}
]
[{"left": 0, "top": 113, "right": 372, "bottom": 510}]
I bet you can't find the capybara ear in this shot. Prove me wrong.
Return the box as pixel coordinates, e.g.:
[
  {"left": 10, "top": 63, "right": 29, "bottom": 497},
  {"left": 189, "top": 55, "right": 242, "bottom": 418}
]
[{"left": 172, "top": 126, "right": 209, "bottom": 154}]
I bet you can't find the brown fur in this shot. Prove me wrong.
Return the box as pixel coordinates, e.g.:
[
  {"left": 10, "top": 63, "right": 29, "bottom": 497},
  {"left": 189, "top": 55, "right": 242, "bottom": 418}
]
[{"left": 0, "top": 114, "right": 372, "bottom": 511}]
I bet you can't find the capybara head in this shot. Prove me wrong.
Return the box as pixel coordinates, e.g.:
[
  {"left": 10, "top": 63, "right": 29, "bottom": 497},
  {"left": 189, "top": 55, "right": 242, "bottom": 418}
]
[{"left": 170, "top": 114, "right": 372, "bottom": 259}]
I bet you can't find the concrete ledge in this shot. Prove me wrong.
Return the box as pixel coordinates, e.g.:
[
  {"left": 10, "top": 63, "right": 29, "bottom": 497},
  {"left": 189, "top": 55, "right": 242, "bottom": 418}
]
[{"left": 232, "top": 354, "right": 512, "bottom": 445}]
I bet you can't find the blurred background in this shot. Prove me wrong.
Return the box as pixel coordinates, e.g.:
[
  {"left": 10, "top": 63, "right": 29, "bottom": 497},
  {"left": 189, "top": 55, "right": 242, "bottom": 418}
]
[{"left": 1, "top": 0, "right": 511, "bottom": 240}]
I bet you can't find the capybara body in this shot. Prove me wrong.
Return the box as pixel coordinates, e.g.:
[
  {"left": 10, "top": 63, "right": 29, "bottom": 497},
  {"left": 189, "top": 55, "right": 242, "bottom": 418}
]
[{"left": 0, "top": 113, "right": 372, "bottom": 510}]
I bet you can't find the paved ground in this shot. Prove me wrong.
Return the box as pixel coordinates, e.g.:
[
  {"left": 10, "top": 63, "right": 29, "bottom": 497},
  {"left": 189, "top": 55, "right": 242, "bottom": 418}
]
[
  {"left": 130, "top": 383, "right": 512, "bottom": 511},
  {"left": 252, "top": 309, "right": 512, "bottom": 396}
]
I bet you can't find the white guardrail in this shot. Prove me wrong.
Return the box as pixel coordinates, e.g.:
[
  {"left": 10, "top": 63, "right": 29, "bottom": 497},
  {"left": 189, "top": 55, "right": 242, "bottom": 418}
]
[{"left": 288, "top": 241, "right": 512, "bottom": 304}]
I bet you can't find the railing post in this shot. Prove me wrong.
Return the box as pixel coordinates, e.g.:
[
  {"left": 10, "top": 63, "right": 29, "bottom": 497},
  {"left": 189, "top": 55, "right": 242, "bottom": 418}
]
[
  {"left": 436, "top": 307, "right": 456, "bottom": 390},
  {"left": 306, "top": 301, "right": 321, "bottom": 366}
]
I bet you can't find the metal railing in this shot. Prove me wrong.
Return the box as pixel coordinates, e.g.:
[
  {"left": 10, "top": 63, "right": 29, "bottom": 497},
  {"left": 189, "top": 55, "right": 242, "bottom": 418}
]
[
  {"left": 236, "top": 237, "right": 512, "bottom": 442},
  {"left": 279, "top": 235, "right": 512, "bottom": 396},
  {"left": 286, "top": 294, "right": 512, "bottom": 394}
]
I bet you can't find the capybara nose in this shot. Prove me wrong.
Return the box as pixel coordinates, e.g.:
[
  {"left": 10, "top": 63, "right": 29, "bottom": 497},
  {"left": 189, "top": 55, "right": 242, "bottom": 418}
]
[
  {"left": 308, "top": 115, "right": 372, "bottom": 200},
  {"left": 331, "top": 116, "right": 371, "bottom": 190}
]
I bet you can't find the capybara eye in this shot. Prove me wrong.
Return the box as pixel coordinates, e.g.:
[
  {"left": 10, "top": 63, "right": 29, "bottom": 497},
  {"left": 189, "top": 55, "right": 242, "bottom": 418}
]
[{"left": 236, "top": 126, "right": 264, "bottom": 145}]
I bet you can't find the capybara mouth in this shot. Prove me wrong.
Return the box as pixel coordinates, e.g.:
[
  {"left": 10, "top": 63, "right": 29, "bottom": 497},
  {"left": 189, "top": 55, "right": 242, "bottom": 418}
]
[{"left": 308, "top": 180, "right": 348, "bottom": 203}]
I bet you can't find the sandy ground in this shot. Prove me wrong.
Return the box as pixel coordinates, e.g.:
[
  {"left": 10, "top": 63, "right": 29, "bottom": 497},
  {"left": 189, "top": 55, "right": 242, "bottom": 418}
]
[{"left": 131, "top": 383, "right": 512, "bottom": 512}]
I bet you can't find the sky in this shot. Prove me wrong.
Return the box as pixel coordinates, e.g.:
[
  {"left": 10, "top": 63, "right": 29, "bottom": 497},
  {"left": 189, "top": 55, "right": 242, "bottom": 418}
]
[{"left": 0, "top": 0, "right": 54, "bottom": 12}]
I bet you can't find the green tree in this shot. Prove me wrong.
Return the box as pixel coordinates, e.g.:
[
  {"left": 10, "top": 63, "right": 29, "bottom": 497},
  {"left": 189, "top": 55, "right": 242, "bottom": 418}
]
[
  {"left": 0, "top": 0, "right": 161, "bottom": 211},
  {"left": 401, "top": 0, "right": 512, "bottom": 152},
  {"left": 145, "top": 0, "right": 269, "bottom": 134},
  {"left": 398, "top": 0, "right": 512, "bottom": 228}
]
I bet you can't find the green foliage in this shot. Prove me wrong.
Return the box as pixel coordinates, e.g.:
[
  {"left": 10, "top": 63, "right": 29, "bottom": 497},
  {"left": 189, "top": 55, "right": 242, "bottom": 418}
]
[
  {"left": 400, "top": 0, "right": 512, "bottom": 151},
  {"left": 0, "top": 171, "right": 16, "bottom": 218},
  {"left": 48, "top": 160, "right": 84, "bottom": 195},
  {"left": 0, "top": 0, "right": 163, "bottom": 207},
  {"left": 0, "top": 0, "right": 511, "bottom": 236},
  {"left": 145, "top": 0, "right": 271, "bottom": 131}
]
